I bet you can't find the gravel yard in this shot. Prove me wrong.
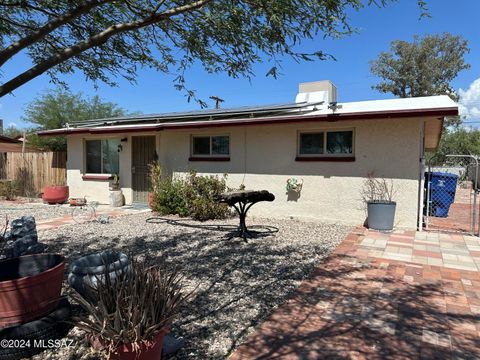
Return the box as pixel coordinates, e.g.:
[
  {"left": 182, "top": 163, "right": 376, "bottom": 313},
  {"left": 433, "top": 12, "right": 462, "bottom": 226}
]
[
  {"left": 32, "top": 212, "right": 350, "bottom": 359},
  {"left": 0, "top": 201, "right": 72, "bottom": 220}
]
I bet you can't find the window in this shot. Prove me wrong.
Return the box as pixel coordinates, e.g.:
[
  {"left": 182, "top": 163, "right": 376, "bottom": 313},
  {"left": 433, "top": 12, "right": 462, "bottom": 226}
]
[
  {"left": 299, "top": 132, "right": 324, "bottom": 154},
  {"left": 191, "top": 135, "right": 230, "bottom": 157},
  {"left": 298, "top": 130, "right": 354, "bottom": 157},
  {"left": 326, "top": 131, "right": 353, "bottom": 154},
  {"left": 85, "top": 139, "right": 120, "bottom": 174}
]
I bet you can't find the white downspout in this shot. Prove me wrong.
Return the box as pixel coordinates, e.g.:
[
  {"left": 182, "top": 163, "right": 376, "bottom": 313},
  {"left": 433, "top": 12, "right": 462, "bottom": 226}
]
[{"left": 418, "top": 121, "right": 426, "bottom": 231}]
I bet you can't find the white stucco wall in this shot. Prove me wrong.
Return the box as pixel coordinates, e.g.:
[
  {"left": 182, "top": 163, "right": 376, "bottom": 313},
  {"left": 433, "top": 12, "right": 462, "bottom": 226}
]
[
  {"left": 160, "top": 118, "right": 422, "bottom": 228},
  {"left": 66, "top": 133, "right": 136, "bottom": 204},
  {"left": 65, "top": 117, "right": 422, "bottom": 228}
]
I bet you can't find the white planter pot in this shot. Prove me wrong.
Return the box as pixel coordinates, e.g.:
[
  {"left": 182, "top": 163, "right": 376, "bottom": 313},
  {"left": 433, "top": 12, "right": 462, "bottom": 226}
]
[{"left": 109, "top": 190, "right": 124, "bottom": 207}]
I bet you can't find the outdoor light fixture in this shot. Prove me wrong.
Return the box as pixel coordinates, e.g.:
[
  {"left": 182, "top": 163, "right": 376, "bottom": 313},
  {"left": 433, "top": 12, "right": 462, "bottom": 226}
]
[{"left": 120, "top": 137, "right": 128, "bottom": 142}]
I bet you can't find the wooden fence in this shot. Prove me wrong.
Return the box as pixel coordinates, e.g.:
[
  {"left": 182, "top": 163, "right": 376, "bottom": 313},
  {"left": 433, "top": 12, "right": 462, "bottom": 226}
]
[{"left": 0, "top": 152, "right": 66, "bottom": 196}]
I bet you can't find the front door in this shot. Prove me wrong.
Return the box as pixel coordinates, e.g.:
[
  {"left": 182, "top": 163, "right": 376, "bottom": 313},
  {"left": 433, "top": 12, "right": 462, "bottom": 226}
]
[{"left": 132, "top": 136, "right": 156, "bottom": 203}]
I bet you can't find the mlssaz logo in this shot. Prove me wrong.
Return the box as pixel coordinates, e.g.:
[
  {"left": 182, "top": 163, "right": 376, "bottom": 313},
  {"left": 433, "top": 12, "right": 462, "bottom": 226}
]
[{"left": 33, "top": 339, "right": 74, "bottom": 348}]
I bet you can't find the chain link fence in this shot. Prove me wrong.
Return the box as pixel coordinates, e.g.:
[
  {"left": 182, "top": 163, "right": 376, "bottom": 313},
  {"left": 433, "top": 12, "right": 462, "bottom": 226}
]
[{"left": 424, "top": 154, "right": 479, "bottom": 236}]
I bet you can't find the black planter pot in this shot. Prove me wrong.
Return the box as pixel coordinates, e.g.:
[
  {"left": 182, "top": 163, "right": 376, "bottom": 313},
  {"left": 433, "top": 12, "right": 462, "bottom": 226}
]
[
  {"left": 367, "top": 201, "right": 396, "bottom": 231},
  {"left": 68, "top": 251, "right": 130, "bottom": 302}
]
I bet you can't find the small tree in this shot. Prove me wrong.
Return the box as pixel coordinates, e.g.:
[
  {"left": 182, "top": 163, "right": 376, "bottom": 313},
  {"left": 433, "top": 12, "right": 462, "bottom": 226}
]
[
  {"left": 23, "top": 89, "right": 127, "bottom": 151},
  {"left": 370, "top": 33, "right": 470, "bottom": 127},
  {"left": 428, "top": 128, "right": 480, "bottom": 166},
  {"left": 0, "top": 1, "right": 427, "bottom": 99},
  {"left": 2, "top": 125, "right": 22, "bottom": 139}
]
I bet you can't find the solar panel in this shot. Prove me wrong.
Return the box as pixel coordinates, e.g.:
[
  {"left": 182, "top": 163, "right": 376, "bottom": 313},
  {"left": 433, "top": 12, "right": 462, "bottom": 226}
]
[{"left": 71, "top": 101, "right": 322, "bottom": 127}]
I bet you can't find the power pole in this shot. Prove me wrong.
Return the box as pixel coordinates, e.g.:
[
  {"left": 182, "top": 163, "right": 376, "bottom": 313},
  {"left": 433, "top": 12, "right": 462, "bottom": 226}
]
[{"left": 209, "top": 96, "right": 224, "bottom": 109}]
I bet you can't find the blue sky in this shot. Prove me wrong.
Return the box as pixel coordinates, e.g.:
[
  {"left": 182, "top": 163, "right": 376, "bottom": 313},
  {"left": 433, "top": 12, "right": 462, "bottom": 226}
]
[{"left": 1, "top": 0, "right": 479, "bottom": 129}]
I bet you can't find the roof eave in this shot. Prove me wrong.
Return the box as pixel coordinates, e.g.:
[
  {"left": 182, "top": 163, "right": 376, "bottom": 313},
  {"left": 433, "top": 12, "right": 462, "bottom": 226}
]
[
  {"left": 37, "top": 106, "right": 459, "bottom": 137},
  {"left": 0, "top": 134, "right": 22, "bottom": 143}
]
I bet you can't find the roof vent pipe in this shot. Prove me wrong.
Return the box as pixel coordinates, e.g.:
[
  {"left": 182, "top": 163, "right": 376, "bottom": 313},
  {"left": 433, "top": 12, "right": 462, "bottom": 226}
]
[{"left": 295, "top": 80, "right": 337, "bottom": 104}]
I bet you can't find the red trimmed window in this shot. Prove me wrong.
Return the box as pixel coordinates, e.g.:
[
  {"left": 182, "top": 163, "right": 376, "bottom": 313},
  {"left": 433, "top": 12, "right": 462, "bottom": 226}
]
[
  {"left": 190, "top": 135, "right": 230, "bottom": 160},
  {"left": 85, "top": 139, "right": 120, "bottom": 174},
  {"left": 297, "top": 130, "right": 354, "bottom": 160}
]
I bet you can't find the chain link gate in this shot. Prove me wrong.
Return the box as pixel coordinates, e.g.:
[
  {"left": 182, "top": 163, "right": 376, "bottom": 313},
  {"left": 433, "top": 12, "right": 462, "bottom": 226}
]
[{"left": 424, "top": 154, "right": 480, "bottom": 236}]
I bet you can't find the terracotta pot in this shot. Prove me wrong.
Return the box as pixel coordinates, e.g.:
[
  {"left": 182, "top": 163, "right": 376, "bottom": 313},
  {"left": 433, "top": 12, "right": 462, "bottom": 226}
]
[
  {"left": 42, "top": 185, "right": 69, "bottom": 204},
  {"left": 93, "top": 329, "right": 168, "bottom": 360},
  {"left": 0, "top": 253, "right": 65, "bottom": 328}
]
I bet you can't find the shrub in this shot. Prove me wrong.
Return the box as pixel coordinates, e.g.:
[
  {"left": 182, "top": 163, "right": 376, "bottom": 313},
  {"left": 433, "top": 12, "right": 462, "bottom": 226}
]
[
  {"left": 184, "top": 171, "right": 231, "bottom": 221},
  {"left": 155, "top": 177, "right": 189, "bottom": 216},
  {"left": 149, "top": 164, "right": 231, "bottom": 220},
  {"left": 0, "top": 180, "right": 18, "bottom": 200}
]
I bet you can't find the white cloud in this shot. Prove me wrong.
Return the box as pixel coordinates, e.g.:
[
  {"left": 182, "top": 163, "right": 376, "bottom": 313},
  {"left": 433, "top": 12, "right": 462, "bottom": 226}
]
[
  {"left": 7, "top": 122, "right": 17, "bottom": 128},
  {"left": 459, "top": 78, "right": 480, "bottom": 120}
]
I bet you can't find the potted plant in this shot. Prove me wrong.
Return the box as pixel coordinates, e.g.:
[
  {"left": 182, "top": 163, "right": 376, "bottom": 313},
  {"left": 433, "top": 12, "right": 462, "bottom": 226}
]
[
  {"left": 362, "top": 174, "right": 397, "bottom": 231},
  {"left": 109, "top": 174, "right": 124, "bottom": 207},
  {"left": 42, "top": 179, "right": 69, "bottom": 204},
  {"left": 71, "top": 258, "right": 190, "bottom": 360}
]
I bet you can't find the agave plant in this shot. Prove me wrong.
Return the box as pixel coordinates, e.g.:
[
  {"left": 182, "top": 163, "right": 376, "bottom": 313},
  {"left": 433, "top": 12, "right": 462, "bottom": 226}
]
[{"left": 71, "top": 258, "right": 190, "bottom": 356}]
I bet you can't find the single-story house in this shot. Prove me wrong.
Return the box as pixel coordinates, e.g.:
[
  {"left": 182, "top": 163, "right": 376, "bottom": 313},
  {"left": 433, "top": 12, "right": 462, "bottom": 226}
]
[{"left": 38, "top": 80, "right": 458, "bottom": 229}]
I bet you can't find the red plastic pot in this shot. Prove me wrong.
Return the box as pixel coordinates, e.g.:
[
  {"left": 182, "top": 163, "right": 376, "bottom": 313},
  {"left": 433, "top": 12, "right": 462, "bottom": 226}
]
[
  {"left": 0, "top": 254, "right": 65, "bottom": 328},
  {"left": 42, "top": 185, "right": 69, "bottom": 204},
  {"left": 93, "top": 329, "right": 168, "bottom": 360}
]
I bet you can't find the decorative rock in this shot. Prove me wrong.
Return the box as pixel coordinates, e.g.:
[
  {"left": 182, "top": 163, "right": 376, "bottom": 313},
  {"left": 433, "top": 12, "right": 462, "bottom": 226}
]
[
  {"left": 98, "top": 215, "right": 110, "bottom": 224},
  {"left": 2, "top": 242, "right": 14, "bottom": 259},
  {"left": 13, "top": 235, "right": 39, "bottom": 257},
  {"left": 1, "top": 216, "right": 44, "bottom": 259},
  {"left": 10, "top": 216, "right": 37, "bottom": 239},
  {"left": 16, "top": 234, "right": 38, "bottom": 248},
  {"left": 24, "top": 243, "right": 46, "bottom": 255}
]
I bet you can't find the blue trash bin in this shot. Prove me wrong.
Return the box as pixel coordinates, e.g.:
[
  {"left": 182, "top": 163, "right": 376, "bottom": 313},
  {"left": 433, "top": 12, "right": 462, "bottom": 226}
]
[
  {"left": 431, "top": 189, "right": 455, "bottom": 207},
  {"left": 425, "top": 172, "right": 458, "bottom": 217},
  {"left": 429, "top": 172, "right": 458, "bottom": 194},
  {"left": 433, "top": 204, "right": 450, "bottom": 218}
]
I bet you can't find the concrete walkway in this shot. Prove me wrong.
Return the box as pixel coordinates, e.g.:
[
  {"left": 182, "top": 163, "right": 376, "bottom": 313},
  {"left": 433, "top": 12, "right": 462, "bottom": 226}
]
[
  {"left": 230, "top": 228, "right": 480, "bottom": 359},
  {"left": 36, "top": 205, "right": 149, "bottom": 230}
]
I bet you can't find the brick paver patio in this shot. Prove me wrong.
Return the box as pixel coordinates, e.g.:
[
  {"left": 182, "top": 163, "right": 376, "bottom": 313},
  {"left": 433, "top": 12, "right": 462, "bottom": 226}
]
[
  {"left": 230, "top": 228, "right": 480, "bottom": 359},
  {"left": 36, "top": 205, "right": 149, "bottom": 230},
  {"left": 357, "top": 229, "right": 480, "bottom": 271}
]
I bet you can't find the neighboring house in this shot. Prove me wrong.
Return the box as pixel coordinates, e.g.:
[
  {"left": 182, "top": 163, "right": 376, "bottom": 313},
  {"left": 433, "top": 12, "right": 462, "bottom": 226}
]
[
  {"left": 0, "top": 134, "right": 27, "bottom": 152},
  {"left": 38, "top": 80, "right": 458, "bottom": 229}
]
